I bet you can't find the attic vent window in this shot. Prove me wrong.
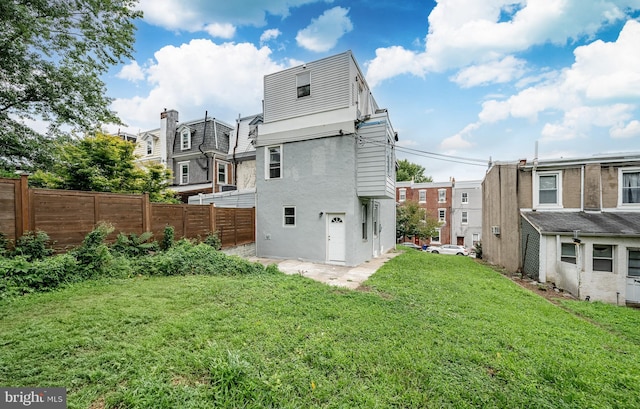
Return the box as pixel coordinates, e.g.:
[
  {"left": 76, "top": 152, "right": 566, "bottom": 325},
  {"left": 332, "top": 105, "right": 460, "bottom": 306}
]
[{"left": 297, "top": 71, "right": 310, "bottom": 98}]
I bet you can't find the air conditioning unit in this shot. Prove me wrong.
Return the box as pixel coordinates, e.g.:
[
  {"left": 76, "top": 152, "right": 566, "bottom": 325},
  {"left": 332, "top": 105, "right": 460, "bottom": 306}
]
[{"left": 491, "top": 226, "right": 501, "bottom": 235}]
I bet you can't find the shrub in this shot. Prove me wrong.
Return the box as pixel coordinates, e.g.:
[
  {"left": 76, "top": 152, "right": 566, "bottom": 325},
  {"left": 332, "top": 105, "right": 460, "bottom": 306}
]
[
  {"left": 160, "top": 225, "right": 175, "bottom": 251},
  {"left": 0, "top": 254, "right": 79, "bottom": 298},
  {"left": 204, "top": 231, "right": 222, "bottom": 250},
  {"left": 0, "top": 232, "right": 10, "bottom": 257},
  {"left": 474, "top": 240, "right": 483, "bottom": 259},
  {"left": 12, "top": 230, "right": 54, "bottom": 261},
  {"left": 71, "top": 223, "right": 114, "bottom": 278},
  {"left": 111, "top": 231, "right": 158, "bottom": 257}
]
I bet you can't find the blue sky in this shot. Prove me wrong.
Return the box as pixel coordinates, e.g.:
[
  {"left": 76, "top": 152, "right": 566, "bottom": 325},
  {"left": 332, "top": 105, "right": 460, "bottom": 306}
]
[{"left": 106, "top": 0, "right": 640, "bottom": 182}]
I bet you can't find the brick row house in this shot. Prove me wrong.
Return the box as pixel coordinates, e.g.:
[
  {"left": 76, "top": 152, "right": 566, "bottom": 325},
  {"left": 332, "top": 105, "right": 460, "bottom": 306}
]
[
  {"left": 396, "top": 180, "right": 482, "bottom": 249},
  {"left": 482, "top": 153, "right": 640, "bottom": 304}
]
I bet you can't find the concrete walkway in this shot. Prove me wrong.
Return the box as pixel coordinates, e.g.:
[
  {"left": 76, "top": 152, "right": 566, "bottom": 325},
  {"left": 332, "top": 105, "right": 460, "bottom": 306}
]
[{"left": 249, "top": 251, "right": 399, "bottom": 289}]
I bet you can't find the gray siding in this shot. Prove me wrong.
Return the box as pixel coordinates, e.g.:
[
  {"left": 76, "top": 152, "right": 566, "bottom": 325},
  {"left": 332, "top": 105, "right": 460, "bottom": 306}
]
[
  {"left": 263, "top": 53, "right": 351, "bottom": 123},
  {"left": 451, "top": 181, "right": 482, "bottom": 248},
  {"left": 356, "top": 116, "right": 395, "bottom": 199}
]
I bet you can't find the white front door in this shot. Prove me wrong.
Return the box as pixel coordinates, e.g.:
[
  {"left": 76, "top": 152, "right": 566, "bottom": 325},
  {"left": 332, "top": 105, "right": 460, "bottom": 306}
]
[
  {"left": 327, "top": 213, "right": 346, "bottom": 264},
  {"left": 627, "top": 249, "right": 640, "bottom": 303}
]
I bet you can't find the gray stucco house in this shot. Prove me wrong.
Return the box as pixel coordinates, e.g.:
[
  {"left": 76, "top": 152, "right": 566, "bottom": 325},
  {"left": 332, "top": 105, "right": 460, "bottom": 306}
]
[{"left": 254, "top": 51, "right": 397, "bottom": 266}]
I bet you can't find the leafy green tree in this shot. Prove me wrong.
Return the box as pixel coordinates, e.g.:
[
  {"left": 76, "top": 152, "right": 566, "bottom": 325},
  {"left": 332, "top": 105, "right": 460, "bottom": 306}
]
[
  {"left": 0, "top": 0, "right": 141, "bottom": 172},
  {"left": 30, "top": 132, "right": 179, "bottom": 203},
  {"left": 396, "top": 159, "right": 433, "bottom": 183},
  {"left": 396, "top": 201, "right": 440, "bottom": 241}
]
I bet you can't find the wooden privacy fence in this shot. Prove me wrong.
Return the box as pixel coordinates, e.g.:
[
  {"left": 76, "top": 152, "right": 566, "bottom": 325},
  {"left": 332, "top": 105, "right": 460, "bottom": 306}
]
[{"left": 0, "top": 176, "right": 255, "bottom": 251}]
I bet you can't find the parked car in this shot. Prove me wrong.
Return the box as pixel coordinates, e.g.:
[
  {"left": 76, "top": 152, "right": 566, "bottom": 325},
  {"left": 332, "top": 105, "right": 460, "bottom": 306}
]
[
  {"left": 428, "top": 244, "right": 470, "bottom": 256},
  {"left": 399, "top": 242, "right": 423, "bottom": 250}
]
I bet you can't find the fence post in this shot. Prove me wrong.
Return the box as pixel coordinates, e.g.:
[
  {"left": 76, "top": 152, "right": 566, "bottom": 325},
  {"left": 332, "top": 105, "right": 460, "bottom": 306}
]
[
  {"left": 18, "top": 174, "right": 30, "bottom": 236},
  {"left": 210, "top": 204, "right": 216, "bottom": 234},
  {"left": 142, "top": 193, "right": 151, "bottom": 232}
]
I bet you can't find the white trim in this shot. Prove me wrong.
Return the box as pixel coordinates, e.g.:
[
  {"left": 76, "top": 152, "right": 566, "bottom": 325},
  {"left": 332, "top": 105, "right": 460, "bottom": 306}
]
[
  {"left": 533, "top": 170, "right": 563, "bottom": 209},
  {"left": 217, "top": 160, "right": 229, "bottom": 185},
  {"left": 399, "top": 188, "right": 406, "bottom": 202},
  {"left": 283, "top": 205, "right": 296, "bottom": 227},
  {"left": 438, "top": 189, "right": 446, "bottom": 203},
  {"left": 618, "top": 167, "right": 640, "bottom": 208},
  {"left": 177, "top": 161, "right": 189, "bottom": 185},
  {"left": 180, "top": 128, "right": 191, "bottom": 150},
  {"left": 266, "top": 145, "right": 282, "bottom": 180},
  {"left": 418, "top": 189, "right": 426, "bottom": 203},
  {"left": 438, "top": 208, "right": 446, "bottom": 223}
]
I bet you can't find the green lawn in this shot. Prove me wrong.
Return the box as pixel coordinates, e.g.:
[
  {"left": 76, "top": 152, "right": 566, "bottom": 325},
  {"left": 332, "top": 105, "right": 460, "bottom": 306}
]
[{"left": 1, "top": 250, "right": 639, "bottom": 408}]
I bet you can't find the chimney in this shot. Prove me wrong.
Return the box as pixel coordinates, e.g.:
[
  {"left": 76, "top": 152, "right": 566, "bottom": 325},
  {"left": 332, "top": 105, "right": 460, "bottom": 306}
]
[{"left": 159, "top": 109, "right": 178, "bottom": 174}]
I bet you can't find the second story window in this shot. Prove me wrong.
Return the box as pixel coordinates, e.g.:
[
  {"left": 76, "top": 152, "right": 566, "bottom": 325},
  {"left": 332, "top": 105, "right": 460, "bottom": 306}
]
[
  {"left": 621, "top": 169, "right": 640, "bottom": 205},
  {"left": 534, "top": 171, "right": 563, "bottom": 208},
  {"left": 438, "top": 189, "right": 446, "bottom": 203},
  {"left": 461, "top": 211, "right": 468, "bottom": 224},
  {"left": 399, "top": 189, "right": 406, "bottom": 202},
  {"left": 218, "top": 162, "right": 227, "bottom": 184},
  {"left": 267, "top": 145, "right": 281, "bottom": 179},
  {"left": 438, "top": 208, "right": 446, "bottom": 223},
  {"left": 461, "top": 192, "right": 468, "bottom": 204},
  {"left": 180, "top": 128, "right": 191, "bottom": 150},
  {"left": 179, "top": 162, "right": 189, "bottom": 185},
  {"left": 297, "top": 70, "right": 310, "bottom": 98},
  {"left": 419, "top": 190, "right": 426, "bottom": 203}
]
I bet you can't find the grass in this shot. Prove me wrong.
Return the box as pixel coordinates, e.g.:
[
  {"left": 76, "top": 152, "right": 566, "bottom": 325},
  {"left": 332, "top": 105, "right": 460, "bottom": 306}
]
[{"left": 1, "top": 251, "right": 640, "bottom": 408}]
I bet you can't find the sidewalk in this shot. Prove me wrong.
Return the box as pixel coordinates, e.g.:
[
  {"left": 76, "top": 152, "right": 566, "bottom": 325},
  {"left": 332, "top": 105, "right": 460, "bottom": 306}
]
[{"left": 249, "top": 251, "right": 399, "bottom": 289}]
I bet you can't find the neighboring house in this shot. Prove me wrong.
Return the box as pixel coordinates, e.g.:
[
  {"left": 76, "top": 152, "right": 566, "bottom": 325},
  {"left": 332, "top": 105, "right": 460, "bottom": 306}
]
[
  {"left": 482, "top": 153, "right": 640, "bottom": 304},
  {"left": 134, "top": 110, "right": 235, "bottom": 201},
  {"left": 396, "top": 181, "right": 453, "bottom": 246},
  {"left": 254, "top": 51, "right": 397, "bottom": 266},
  {"left": 451, "top": 180, "right": 482, "bottom": 249},
  {"left": 187, "top": 113, "right": 261, "bottom": 208}
]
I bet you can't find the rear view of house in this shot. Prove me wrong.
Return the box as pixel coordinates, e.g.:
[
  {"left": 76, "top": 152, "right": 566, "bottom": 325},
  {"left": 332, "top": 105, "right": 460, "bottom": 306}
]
[
  {"left": 483, "top": 154, "right": 640, "bottom": 304},
  {"left": 255, "top": 51, "right": 397, "bottom": 266}
]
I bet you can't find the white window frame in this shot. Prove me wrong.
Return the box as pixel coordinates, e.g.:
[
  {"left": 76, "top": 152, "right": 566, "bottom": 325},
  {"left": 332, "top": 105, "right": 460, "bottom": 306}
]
[
  {"left": 361, "top": 202, "right": 368, "bottom": 241},
  {"left": 431, "top": 228, "right": 441, "bottom": 244},
  {"left": 628, "top": 248, "right": 640, "bottom": 277},
  {"left": 472, "top": 233, "right": 480, "bottom": 246},
  {"left": 283, "top": 206, "right": 296, "bottom": 227},
  {"left": 266, "top": 145, "right": 282, "bottom": 180},
  {"left": 461, "top": 211, "right": 468, "bottom": 224},
  {"left": 438, "top": 189, "right": 446, "bottom": 203},
  {"left": 618, "top": 167, "right": 640, "bottom": 208},
  {"left": 296, "top": 70, "right": 310, "bottom": 98},
  {"left": 180, "top": 128, "right": 191, "bottom": 150},
  {"left": 146, "top": 139, "right": 153, "bottom": 155},
  {"left": 419, "top": 190, "right": 426, "bottom": 203},
  {"left": 533, "top": 170, "right": 563, "bottom": 209},
  {"left": 461, "top": 192, "right": 468, "bottom": 204},
  {"left": 217, "top": 161, "right": 228, "bottom": 184},
  {"left": 178, "top": 161, "right": 189, "bottom": 185},
  {"left": 399, "top": 188, "right": 406, "bottom": 202},
  {"left": 561, "top": 243, "right": 577, "bottom": 264},
  {"left": 593, "top": 244, "right": 614, "bottom": 273},
  {"left": 438, "top": 208, "right": 446, "bottom": 223}
]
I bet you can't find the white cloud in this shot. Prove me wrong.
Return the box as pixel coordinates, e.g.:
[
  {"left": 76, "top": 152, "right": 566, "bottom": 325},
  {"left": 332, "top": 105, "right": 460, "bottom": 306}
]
[
  {"left": 116, "top": 60, "right": 145, "bottom": 82},
  {"left": 365, "top": 46, "right": 429, "bottom": 88},
  {"left": 110, "top": 40, "right": 285, "bottom": 131},
  {"left": 365, "top": 0, "right": 638, "bottom": 86},
  {"left": 137, "top": 0, "right": 322, "bottom": 33},
  {"left": 610, "top": 120, "right": 640, "bottom": 139},
  {"left": 451, "top": 56, "right": 527, "bottom": 88},
  {"left": 440, "top": 133, "right": 474, "bottom": 151},
  {"left": 204, "top": 23, "right": 236, "bottom": 39},
  {"left": 296, "top": 6, "right": 353, "bottom": 52},
  {"left": 540, "top": 104, "right": 636, "bottom": 141},
  {"left": 260, "top": 28, "right": 282, "bottom": 44}
]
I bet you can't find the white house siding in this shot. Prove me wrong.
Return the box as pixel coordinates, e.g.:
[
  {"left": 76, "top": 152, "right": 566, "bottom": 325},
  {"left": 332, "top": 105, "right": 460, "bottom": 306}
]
[
  {"left": 451, "top": 180, "right": 483, "bottom": 249},
  {"left": 263, "top": 53, "right": 351, "bottom": 124},
  {"left": 541, "top": 234, "right": 640, "bottom": 304},
  {"left": 356, "top": 114, "right": 395, "bottom": 199}
]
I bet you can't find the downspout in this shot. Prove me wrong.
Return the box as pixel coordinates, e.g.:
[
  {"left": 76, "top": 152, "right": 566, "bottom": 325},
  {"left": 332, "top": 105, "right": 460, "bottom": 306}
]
[
  {"left": 232, "top": 114, "right": 240, "bottom": 185},
  {"left": 580, "top": 165, "right": 585, "bottom": 211},
  {"left": 198, "top": 111, "right": 209, "bottom": 180}
]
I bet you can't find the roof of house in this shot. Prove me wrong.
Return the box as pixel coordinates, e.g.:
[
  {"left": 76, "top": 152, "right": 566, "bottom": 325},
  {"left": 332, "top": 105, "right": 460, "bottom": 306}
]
[{"left": 522, "top": 211, "right": 640, "bottom": 237}]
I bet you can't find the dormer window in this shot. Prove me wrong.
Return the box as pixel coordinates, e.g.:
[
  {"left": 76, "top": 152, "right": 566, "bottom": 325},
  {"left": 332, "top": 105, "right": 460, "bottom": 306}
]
[
  {"left": 297, "top": 70, "right": 310, "bottom": 98},
  {"left": 180, "top": 128, "right": 191, "bottom": 150},
  {"left": 146, "top": 139, "right": 153, "bottom": 155}
]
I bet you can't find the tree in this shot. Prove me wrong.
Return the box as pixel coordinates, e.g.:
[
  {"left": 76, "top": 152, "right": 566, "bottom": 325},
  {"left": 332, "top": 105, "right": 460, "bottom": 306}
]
[
  {"left": 396, "top": 201, "right": 441, "bottom": 241},
  {"left": 396, "top": 159, "right": 433, "bottom": 183},
  {"left": 0, "top": 0, "right": 141, "bottom": 171},
  {"left": 30, "top": 132, "right": 179, "bottom": 203}
]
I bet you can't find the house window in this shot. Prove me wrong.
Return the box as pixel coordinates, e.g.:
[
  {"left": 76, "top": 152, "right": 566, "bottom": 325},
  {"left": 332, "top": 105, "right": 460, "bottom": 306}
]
[
  {"left": 620, "top": 169, "right": 640, "bottom": 205},
  {"left": 373, "top": 203, "right": 379, "bottom": 238},
  {"left": 217, "top": 162, "right": 228, "bottom": 184},
  {"left": 146, "top": 139, "right": 153, "bottom": 155},
  {"left": 180, "top": 128, "right": 191, "bottom": 150},
  {"left": 178, "top": 162, "right": 189, "bottom": 185},
  {"left": 361, "top": 203, "right": 368, "bottom": 240},
  {"left": 593, "top": 244, "right": 613, "bottom": 272},
  {"left": 461, "top": 211, "right": 468, "bottom": 224},
  {"left": 438, "top": 208, "right": 446, "bottom": 223},
  {"left": 472, "top": 233, "right": 480, "bottom": 246},
  {"left": 561, "top": 243, "right": 577, "bottom": 264},
  {"left": 267, "top": 145, "right": 281, "bottom": 179},
  {"left": 629, "top": 249, "right": 640, "bottom": 276},
  {"left": 431, "top": 229, "right": 441, "bottom": 244},
  {"left": 438, "top": 189, "right": 446, "bottom": 203},
  {"left": 535, "top": 171, "right": 562, "bottom": 207},
  {"left": 399, "top": 189, "right": 406, "bottom": 202},
  {"left": 461, "top": 192, "right": 468, "bottom": 204},
  {"left": 283, "top": 206, "right": 296, "bottom": 226},
  {"left": 296, "top": 71, "right": 310, "bottom": 98},
  {"left": 419, "top": 190, "right": 426, "bottom": 203}
]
